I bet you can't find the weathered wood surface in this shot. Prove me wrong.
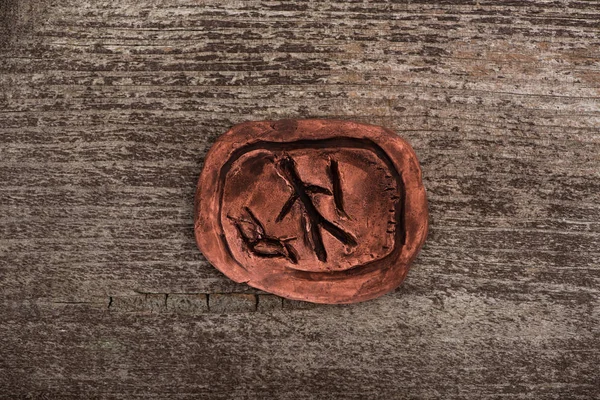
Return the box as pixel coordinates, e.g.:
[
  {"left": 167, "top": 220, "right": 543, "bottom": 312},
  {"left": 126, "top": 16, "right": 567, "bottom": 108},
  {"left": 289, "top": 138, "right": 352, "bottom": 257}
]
[{"left": 1, "top": 0, "right": 599, "bottom": 398}]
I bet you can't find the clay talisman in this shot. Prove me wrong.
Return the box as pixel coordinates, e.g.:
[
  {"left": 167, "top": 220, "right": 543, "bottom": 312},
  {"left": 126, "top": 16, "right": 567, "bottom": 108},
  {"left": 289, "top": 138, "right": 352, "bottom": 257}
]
[{"left": 194, "top": 119, "right": 428, "bottom": 303}]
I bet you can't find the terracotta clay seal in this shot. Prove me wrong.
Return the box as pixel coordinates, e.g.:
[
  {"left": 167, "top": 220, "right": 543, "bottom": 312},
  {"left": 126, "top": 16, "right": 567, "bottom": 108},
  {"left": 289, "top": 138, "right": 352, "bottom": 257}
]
[{"left": 194, "top": 119, "right": 428, "bottom": 304}]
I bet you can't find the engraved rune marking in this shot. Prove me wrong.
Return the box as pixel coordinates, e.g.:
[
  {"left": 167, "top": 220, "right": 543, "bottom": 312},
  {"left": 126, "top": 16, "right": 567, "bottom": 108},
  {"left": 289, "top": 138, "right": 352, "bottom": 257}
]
[
  {"left": 327, "top": 159, "right": 349, "bottom": 219},
  {"left": 228, "top": 206, "right": 299, "bottom": 264},
  {"left": 276, "top": 155, "right": 357, "bottom": 262}
]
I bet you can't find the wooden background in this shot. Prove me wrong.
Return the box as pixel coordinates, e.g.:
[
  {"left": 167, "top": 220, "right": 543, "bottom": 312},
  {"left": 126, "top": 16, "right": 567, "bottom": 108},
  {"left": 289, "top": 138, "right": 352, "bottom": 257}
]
[{"left": 1, "top": 0, "right": 599, "bottom": 398}]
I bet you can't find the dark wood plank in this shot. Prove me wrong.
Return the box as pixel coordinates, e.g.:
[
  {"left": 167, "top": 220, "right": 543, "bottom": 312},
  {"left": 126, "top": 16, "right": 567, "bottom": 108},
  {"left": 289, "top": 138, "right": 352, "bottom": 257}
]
[{"left": 1, "top": 0, "right": 599, "bottom": 398}]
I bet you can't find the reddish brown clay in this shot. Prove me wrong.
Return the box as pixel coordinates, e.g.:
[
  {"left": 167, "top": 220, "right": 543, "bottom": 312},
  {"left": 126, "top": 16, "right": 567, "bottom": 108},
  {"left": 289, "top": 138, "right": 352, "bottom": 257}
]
[{"left": 194, "top": 119, "right": 428, "bottom": 304}]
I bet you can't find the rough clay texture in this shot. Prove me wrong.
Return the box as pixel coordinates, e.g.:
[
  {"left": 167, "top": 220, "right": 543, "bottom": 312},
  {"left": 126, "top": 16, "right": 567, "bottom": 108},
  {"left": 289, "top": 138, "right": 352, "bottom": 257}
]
[{"left": 0, "top": 0, "right": 599, "bottom": 399}]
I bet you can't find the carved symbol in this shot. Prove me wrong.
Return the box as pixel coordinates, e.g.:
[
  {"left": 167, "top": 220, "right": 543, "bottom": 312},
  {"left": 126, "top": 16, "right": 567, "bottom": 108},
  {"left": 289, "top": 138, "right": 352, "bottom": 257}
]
[
  {"left": 228, "top": 206, "right": 299, "bottom": 264},
  {"left": 275, "top": 154, "right": 357, "bottom": 262}
]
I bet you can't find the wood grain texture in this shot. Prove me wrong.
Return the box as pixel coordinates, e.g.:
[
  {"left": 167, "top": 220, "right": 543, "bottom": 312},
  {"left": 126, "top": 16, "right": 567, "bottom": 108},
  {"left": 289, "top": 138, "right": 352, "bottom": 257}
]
[{"left": 1, "top": 0, "right": 599, "bottom": 398}]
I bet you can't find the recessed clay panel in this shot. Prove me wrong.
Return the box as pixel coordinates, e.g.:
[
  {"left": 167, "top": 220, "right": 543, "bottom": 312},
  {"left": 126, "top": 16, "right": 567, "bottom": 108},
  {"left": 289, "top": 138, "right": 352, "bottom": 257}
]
[{"left": 195, "top": 119, "right": 428, "bottom": 304}]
